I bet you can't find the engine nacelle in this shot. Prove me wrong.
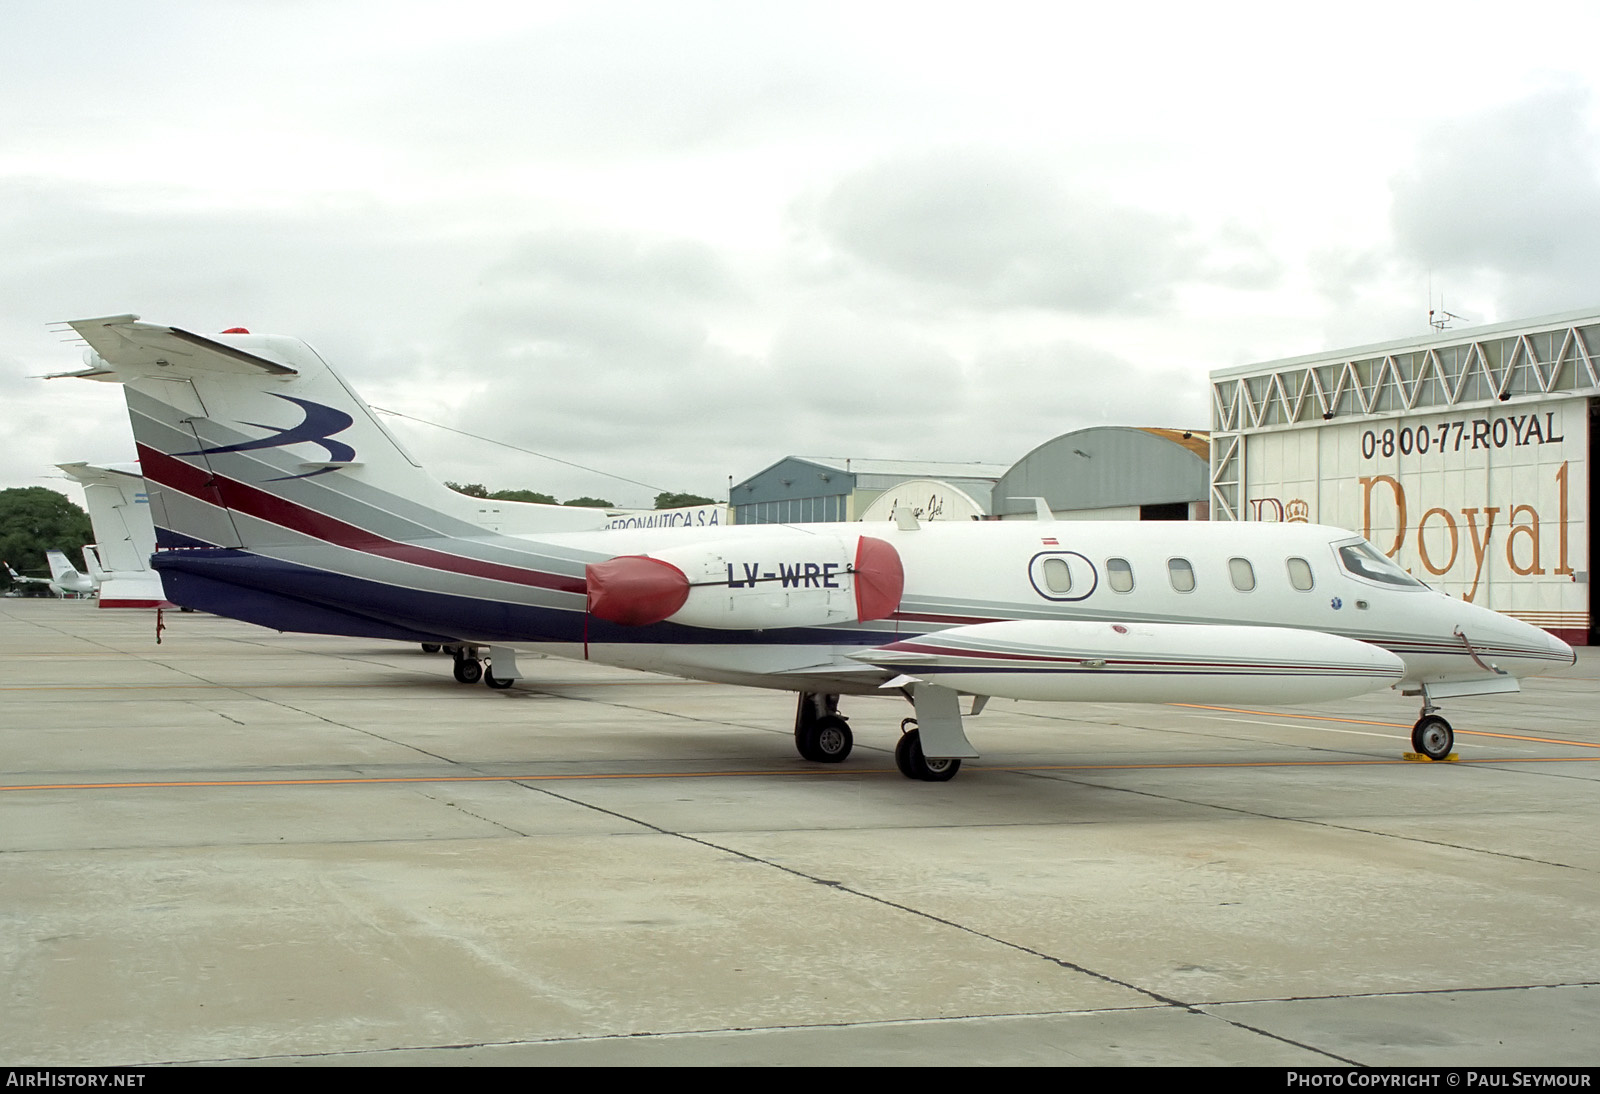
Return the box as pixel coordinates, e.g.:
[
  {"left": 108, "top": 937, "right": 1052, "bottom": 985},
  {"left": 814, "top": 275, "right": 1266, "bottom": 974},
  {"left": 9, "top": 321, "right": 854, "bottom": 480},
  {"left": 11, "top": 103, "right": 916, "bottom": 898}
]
[{"left": 587, "top": 532, "right": 903, "bottom": 630}]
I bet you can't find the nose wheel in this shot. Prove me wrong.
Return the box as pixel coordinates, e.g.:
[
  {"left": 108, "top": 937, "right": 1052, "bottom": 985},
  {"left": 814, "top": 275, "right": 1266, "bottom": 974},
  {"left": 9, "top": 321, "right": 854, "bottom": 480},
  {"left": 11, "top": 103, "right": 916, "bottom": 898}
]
[{"left": 1411, "top": 714, "right": 1454, "bottom": 760}]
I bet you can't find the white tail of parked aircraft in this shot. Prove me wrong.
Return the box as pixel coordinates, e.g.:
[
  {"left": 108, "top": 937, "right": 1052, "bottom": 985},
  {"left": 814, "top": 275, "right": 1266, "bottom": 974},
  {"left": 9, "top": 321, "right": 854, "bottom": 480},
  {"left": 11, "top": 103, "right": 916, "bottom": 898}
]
[
  {"left": 6, "top": 551, "right": 97, "bottom": 598},
  {"left": 44, "top": 550, "right": 95, "bottom": 596},
  {"left": 56, "top": 462, "right": 171, "bottom": 609},
  {"left": 53, "top": 315, "right": 1575, "bottom": 781}
]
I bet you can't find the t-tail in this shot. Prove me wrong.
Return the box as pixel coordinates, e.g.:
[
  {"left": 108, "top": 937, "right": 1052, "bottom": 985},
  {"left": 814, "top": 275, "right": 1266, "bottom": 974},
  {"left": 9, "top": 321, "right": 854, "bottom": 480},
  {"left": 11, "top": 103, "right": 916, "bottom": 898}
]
[
  {"left": 62, "top": 315, "right": 606, "bottom": 552},
  {"left": 56, "top": 315, "right": 605, "bottom": 639}
]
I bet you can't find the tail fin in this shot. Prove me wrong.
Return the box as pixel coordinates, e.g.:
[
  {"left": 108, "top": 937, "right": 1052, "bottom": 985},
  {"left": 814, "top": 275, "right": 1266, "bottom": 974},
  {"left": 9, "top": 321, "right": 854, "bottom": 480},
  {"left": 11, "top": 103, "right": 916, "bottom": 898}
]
[
  {"left": 81, "top": 547, "right": 107, "bottom": 582},
  {"left": 62, "top": 315, "right": 606, "bottom": 553},
  {"left": 57, "top": 462, "right": 155, "bottom": 574},
  {"left": 45, "top": 550, "right": 84, "bottom": 586}
]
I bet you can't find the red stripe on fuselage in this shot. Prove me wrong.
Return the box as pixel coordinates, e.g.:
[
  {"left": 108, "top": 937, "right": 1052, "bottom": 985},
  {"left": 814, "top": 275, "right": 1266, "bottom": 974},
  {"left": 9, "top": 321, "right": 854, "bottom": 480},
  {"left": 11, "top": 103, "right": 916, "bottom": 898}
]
[{"left": 137, "top": 446, "right": 586, "bottom": 595}]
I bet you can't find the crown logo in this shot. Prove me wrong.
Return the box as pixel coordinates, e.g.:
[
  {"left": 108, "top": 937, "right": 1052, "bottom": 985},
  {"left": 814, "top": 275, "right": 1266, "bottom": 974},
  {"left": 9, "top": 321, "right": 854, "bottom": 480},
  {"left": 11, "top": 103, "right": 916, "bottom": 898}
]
[{"left": 1286, "top": 499, "right": 1311, "bottom": 523}]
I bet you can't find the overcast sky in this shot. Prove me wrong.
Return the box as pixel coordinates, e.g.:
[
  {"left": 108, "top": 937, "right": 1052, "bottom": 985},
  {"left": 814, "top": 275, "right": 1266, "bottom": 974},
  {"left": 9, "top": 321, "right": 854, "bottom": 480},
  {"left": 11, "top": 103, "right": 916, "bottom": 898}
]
[{"left": 4, "top": 0, "right": 1599, "bottom": 510}]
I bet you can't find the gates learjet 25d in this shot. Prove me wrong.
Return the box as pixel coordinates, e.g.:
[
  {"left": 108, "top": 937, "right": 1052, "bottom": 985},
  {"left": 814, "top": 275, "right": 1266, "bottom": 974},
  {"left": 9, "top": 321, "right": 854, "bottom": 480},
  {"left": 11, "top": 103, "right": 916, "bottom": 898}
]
[{"left": 53, "top": 315, "right": 1576, "bottom": 781}]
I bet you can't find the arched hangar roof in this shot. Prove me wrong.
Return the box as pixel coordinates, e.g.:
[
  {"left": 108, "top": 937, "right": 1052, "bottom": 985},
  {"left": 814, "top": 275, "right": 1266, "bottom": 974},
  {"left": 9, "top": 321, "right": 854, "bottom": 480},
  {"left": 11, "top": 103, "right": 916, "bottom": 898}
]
[{"left": 992, "top": 427, "right": 1209, "bottom": 516}]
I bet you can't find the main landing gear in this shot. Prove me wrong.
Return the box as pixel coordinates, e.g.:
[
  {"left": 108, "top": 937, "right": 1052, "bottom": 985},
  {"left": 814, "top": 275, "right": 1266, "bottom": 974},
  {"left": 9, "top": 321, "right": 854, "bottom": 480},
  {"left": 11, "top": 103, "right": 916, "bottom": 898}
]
[
  {"left": 791, "top": 690, "right": 974, "bottom": 781},
  {"left": 793, "top": 692, "right": 853, "bottom": 763},
  {"left": 452, "top": 649, "right": 483, "bottom": 684},
  {"left": 894, "top": 718, "right": 960, "bottom": 782},
  {"left": 440, "top": 645, "right": 519, "bottom": 690}
]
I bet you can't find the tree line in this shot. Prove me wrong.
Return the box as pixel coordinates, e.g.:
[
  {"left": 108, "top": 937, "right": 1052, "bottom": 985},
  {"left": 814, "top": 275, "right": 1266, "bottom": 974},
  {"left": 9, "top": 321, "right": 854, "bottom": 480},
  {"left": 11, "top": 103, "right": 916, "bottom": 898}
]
[
  {"left": 445, "top": 484, "right": 717, "bottom": 510},
  {"left": 0, "top": 488, "right": 93, "bottom": 589}
]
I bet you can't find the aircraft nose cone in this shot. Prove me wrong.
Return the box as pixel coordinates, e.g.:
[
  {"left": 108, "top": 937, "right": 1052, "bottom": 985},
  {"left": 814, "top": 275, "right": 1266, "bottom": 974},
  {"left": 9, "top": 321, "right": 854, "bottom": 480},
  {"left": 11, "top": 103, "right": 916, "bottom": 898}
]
[{"left": 1546, "top": 630, "right": 1577, "bottom": 670}]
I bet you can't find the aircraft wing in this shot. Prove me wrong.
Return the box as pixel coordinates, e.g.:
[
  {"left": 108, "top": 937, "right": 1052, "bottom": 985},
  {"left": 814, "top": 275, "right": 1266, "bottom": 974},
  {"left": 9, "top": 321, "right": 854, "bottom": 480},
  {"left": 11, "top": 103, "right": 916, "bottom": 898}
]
[{"left": 848, "top": 619, "right": 1406, "bottom": 706}]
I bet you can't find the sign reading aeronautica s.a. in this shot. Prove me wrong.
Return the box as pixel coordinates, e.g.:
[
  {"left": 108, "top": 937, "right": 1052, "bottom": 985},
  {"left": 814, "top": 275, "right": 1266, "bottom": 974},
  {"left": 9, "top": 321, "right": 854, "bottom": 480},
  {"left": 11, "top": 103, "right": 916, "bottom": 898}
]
[{"left": 604, "top": 505, "right": 729, "bottom": 530}]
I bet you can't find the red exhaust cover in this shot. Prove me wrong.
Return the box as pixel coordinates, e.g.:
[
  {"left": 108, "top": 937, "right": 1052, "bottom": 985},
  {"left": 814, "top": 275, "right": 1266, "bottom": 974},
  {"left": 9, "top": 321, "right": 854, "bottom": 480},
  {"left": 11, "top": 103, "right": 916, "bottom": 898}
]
[
  {"left": 853, "top": 536, "right": 904, "bottom": 621},
  {"left": 585, "top": 555, "right": 690, "bottom": 626}
]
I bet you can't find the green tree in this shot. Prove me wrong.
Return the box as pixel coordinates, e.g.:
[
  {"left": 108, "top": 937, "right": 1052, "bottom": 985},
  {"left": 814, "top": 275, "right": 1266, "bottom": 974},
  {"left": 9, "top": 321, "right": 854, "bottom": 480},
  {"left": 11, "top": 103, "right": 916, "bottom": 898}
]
[
  {"left": 444, "top": 481, "right": 490, "bottom": 498},
  {"left": 563, "top": 497, "right": 614, "bottom": 508},
  {"left": 654, "top": 491, "right": 717, "bottom": 509},
  {"left": 0, "top": 488, "right": 93, "bottom": 590},
  {"left": 490, "top": 489, "right": 558, "bottom": 504}
]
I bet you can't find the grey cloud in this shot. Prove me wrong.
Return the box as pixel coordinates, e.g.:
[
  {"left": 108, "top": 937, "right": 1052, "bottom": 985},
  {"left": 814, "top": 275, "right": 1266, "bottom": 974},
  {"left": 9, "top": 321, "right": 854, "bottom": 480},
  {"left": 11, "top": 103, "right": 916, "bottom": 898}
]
[
  {"left": 320, "top": 4, "right": 889, "bottom": 163},
  {"left": 1390, "top": 86, "right": 1600, "bottom": 315},
  {"left": 812, "top": 149, "right": 1198, "bottom": 313}
]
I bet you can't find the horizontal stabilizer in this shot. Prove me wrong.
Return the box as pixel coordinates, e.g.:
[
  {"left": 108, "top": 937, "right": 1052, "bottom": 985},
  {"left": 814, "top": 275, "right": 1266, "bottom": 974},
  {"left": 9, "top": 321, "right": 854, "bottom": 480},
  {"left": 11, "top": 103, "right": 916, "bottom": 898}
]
[{"left": 67, "top": 315, "right": 298, "bottom": 379}]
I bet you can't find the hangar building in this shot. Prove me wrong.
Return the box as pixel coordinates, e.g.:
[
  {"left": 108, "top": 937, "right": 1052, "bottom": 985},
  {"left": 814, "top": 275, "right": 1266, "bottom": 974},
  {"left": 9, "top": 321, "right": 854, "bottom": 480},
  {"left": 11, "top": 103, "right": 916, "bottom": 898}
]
[
  {"left": 990, "top": 427, "right": 1210, "bottom": 521},
  {"left": 1209, "top": 309, "right": 1597, "bottom": 645},
  {"left": 731, "top": 457, "right": 1008, "bottom": 524}
]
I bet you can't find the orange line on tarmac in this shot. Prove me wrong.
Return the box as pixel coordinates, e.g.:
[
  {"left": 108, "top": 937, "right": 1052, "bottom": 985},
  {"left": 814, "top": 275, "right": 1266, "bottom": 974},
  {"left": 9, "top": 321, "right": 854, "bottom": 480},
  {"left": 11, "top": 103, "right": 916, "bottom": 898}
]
[
  {"left": 3, "top": 754, "right": 1596, "bottom": 793},
  {"left": 1171, "top": 703, "right": 1600, "bottom": 750},
  {"left": 0, "top": 679, "right": 706, "bottom": 692}
]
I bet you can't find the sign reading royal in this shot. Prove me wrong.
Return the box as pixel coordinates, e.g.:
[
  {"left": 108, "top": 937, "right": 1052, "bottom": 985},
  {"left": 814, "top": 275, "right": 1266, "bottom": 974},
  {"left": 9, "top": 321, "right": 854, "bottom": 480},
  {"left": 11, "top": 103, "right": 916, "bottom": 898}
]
[
  {"left": 604, "top": 504, "right": 730, "bottom": 531},
  {"left": 1241, "top": 397, "right": 1587, "bottom": 638}
]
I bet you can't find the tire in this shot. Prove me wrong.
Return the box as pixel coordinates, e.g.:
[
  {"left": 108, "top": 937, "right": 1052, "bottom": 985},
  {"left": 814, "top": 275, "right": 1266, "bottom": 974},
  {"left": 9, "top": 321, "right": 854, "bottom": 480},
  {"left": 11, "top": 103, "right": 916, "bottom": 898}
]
[
  {"left": 894, "top": 728, "right": 961, "bottom": 782},
  {"left": 484, "top": 670, "right": 514, "bottom": 690},
  {"left": 1412, "top": 714, "right": 1453, "bottom": 760},
  {"left": 420, "top": 643, "right": 442, "bottom": 654},
  {"left": 453, "top": 657, "right": 483, "bottom": 685},
  {"left": 796, "top": 714, "right": 852, "bottom": 763}
]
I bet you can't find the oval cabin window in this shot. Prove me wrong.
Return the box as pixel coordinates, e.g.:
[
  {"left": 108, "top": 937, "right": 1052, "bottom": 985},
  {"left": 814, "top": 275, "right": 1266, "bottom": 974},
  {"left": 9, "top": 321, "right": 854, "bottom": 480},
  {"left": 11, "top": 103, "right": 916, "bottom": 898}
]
[
  {"left": 1042, "top": 557, "right": 1072, "bottom": 594},
  {"left": 1229, "top": 557, "right": 1255, "bottom": 591},
  {"left": 1168, "top": 558, "right": 1195, "bottom": 593}
]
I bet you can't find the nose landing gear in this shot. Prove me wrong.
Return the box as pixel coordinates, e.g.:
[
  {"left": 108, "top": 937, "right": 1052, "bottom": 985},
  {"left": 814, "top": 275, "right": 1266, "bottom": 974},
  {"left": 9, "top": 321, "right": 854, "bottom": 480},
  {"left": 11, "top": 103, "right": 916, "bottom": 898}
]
[
  {"left": 1408, "top": 685, "right": 1457, "bottom": 761},
  {"left": 1411, "top": 713, "right": 1454, "bottom": 760}
]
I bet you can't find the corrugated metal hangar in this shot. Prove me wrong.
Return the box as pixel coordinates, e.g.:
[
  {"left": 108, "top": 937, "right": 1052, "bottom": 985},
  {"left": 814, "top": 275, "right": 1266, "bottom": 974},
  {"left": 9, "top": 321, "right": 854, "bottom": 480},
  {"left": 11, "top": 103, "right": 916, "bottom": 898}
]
[
  {"left": 731, "top": 456, "right": 1009, "bottom": 524},
  {"left": 731, "top": 431, "right": 1212, "bottom": 527},
  {"left": 990, "top": 427, "right": 1210, "bottom": 521},
  {"left": 1210, "top": 308, "right": 1597, "bottom": 645}
]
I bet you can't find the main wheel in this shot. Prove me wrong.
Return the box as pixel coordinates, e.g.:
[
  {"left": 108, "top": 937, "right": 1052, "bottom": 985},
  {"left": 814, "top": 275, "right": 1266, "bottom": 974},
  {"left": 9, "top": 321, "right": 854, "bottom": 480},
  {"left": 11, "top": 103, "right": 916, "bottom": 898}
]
[
  {"left": 453, "top": 657, "right": 483, "bottom": 685},
  {"left": 1412, "top": 714, "right": 1454, "bottom": 760},
  {"left": 894, "top": 728, "right": 961, "bottom": 782},
  {"left": 796, "top": 714, "right": 852, "bottom": 763}
]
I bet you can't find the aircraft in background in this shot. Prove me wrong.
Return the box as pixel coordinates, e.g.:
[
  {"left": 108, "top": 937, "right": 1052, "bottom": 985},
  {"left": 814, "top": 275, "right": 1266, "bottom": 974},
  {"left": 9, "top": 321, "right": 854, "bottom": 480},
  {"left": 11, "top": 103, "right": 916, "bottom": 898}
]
[
  {"left": 5, "top": 552, "right": 97, "bottom": 599},
  {"left": 56, "top": 462, "right": 172, "bottom": 609},
  {"left": 52, "top": 315, "right": 1576, "bottom": 781}
]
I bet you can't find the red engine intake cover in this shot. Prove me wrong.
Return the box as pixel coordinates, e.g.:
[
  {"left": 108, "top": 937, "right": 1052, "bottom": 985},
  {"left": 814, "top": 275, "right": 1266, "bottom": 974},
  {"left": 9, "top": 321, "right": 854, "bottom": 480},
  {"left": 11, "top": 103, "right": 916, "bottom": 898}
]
[
  {"left": 585, "top": 555, "right": 690, "bottom": 626},
  {"left": 853, "top": 536, "right": 904, "bottom": 621}
]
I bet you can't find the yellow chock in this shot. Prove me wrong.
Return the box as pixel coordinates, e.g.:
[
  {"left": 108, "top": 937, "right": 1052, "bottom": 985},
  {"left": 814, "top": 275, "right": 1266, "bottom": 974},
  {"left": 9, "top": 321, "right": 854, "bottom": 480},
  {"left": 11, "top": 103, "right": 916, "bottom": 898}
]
[{"left": 1403, "top": 751, "right": 1460, "bottom": 763}]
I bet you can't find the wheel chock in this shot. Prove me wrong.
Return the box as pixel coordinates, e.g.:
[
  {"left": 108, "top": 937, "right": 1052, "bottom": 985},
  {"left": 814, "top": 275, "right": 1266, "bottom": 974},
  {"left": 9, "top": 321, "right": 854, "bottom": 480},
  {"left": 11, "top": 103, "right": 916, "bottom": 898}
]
[{"left": 1403, "top": 751, "right": 1460, "bottom": 762}]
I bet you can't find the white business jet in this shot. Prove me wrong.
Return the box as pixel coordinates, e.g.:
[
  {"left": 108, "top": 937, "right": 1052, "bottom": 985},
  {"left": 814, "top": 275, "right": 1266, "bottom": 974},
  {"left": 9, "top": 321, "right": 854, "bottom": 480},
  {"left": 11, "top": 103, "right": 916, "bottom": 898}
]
[{"left": 51, "top": 316, "right": 1574, "bottom": 781}]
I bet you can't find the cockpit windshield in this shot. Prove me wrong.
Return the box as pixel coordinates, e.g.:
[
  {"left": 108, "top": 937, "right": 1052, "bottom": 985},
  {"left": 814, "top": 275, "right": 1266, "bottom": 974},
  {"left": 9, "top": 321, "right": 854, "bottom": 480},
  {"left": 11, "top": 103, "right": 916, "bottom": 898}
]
[{"left": 1336, "top": 541, "right": 1424, "bottom": 588}]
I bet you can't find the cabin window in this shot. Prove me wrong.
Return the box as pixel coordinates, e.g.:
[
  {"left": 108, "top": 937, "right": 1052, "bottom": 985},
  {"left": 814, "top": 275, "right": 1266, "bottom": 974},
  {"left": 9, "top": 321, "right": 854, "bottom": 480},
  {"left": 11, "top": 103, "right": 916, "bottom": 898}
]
[
  {"left": 1107, "top": 557, "right": 1134, "bottom": 593},
  {"left": 1042, "top": 557, "right": 1072, "bottom": 594},
  {"left": 1229, "top": 557, "right": 1255, "bottom": 591},
  {"left": 1287, "top": 557, "right": 1314, "bottom": 590},
  {"left": 1167, "top": 558, "right": 1195, "bottom": 592}
]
